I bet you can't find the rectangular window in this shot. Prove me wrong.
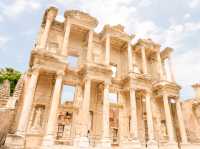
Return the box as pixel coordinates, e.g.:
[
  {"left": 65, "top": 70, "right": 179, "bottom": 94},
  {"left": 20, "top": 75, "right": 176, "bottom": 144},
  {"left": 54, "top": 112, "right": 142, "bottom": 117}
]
[
  {"left": 61, "top": 85, "right": 75, "bottom": 103},
  {"left": 109, "top": 92, "right": 118, "bottom": 103},
  {"left": 111, "top": 64, "right": 117, "bottom": 77},
  {"left": 68, "top": 56, "right": 78, "bottom": 68}
]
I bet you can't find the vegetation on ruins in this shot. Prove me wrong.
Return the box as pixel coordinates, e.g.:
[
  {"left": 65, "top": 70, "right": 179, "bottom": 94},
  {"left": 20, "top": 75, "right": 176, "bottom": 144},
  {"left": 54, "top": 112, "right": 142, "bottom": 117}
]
[{"left": 0, "top": 68, "right": 21, "bottom": 95}]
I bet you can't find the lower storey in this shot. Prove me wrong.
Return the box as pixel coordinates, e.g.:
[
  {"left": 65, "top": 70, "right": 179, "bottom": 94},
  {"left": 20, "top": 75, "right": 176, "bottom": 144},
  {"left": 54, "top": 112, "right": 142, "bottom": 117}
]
[{"left": 4, "top": 134, "right": 200, "bottom": 149}]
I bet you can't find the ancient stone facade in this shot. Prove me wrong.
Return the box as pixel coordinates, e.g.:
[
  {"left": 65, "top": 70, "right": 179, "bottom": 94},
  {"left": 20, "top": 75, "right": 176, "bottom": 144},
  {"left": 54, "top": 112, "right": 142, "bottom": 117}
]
[{"left": 2, "top": 6, "right": 200, "bottom": 149}]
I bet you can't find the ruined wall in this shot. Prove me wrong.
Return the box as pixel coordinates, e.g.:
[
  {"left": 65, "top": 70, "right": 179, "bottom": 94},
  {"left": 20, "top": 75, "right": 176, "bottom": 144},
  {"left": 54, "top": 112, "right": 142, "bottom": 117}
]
[
  {"left": 182, "top": 99, "right": 200, "bottom": 143},
  {"left": 0, "top": 80, "right": 10, "bottom": 107}
]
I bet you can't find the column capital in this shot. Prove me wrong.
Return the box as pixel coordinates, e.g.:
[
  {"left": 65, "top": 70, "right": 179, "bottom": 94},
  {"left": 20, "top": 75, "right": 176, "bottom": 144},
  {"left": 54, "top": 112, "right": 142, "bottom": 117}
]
[
  {"left": 46, "top": 7, "right": 58, "bottom": 21},
  {"left": 56, "top": 71, "right": 64, "bottom": 78},
  {"left": 30, "top": 65, "right": 41, "bottom": 75},
  {"left": 104, "top": 80, "right": 111, "bottom": 85}
]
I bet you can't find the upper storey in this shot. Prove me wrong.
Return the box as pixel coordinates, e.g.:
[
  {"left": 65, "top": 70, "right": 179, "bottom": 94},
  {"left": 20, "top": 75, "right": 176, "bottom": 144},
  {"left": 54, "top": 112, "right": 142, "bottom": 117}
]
[{"left": 32, "top": 6, "right": 175, "bottom": 83}]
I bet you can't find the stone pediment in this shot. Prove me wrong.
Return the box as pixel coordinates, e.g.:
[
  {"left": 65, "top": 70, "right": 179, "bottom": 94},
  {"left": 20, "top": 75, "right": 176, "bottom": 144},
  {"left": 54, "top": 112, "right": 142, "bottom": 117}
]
[{"left": 64, "top": 10, "right": 98, "bottom": 28}]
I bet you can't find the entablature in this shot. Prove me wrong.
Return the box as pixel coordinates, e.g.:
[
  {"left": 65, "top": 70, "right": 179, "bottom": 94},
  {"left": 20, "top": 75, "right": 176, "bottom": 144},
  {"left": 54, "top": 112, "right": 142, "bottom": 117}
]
[
  {"left": 153, "top": 80, "right": 181, "bottom": 98},
  {"left": 64, "top": 10, "right": 98, "bottom": 29}
]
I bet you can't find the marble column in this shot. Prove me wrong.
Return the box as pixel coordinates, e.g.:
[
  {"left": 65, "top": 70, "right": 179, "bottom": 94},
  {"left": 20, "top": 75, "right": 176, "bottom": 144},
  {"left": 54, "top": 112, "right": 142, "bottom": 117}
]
[
  {"left": 105, "top": 34, "right": 110, "bottom": 65},
  {"left": 129, "top": 87, "right": 139, "bottom": 141},
  {"left": 141, "top": 46, "right": 147, "bottom": 74},
  {"left": 176, "top": 100, "right": 188, "bottom": 143},
  {"left": 79, "top": 78, "right": 91, "bottom": 147},
  {"left": 162, "top": 60, "right": 167, "bottom": 80},
  {"left": 156, "top": 51, "right": 164, "bottom": 80},
  {"left": 39, "top": 7, "right": 57, "bottom": 49},
  {"left": 127, "top": 41, "right": 133, "bottom": 72},
  {"left": 42, "top": 72, "right": 63, "bottom": 145},
  {"left": 87, "top": 29, "right": 94, "bottom": 62},
  {"left": 101, "top": 81, "right": 111, "bottom": 147},
  {"left": 16, "top": 68, "right": 39, "bottom": 135},
  {"left": 62, "top": 20, "right": 71, "bottom": 56},
  {"left": 168, "top": 55, "right": 175, "bottom": 82},
  {"left": 118, "top": 91, "right": 125, "bottom": 144},
  {"left": 145, "top": 91, "right": 155, "bottom": 141},
  {"left": 163, "top": 94, "right": 175, "bottom": 143}
]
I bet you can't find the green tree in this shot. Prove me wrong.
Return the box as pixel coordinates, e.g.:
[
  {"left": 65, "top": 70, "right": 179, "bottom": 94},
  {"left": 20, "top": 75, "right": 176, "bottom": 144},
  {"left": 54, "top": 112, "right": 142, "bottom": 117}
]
[{"left": 0, "top": 68, "right": 22, "bottom": 95}]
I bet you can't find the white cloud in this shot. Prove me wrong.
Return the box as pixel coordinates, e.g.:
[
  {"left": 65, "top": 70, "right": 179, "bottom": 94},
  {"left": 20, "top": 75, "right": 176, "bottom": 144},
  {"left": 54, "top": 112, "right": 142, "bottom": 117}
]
[
  {"left": 189, "top": 0, "right": 200, "bottom": 8},
  {"left": 184, "top": 13, "right": 191, "bottom": 19},
  {"left": 56, "top": 14, "right": 65, "bottom": 22},
  {"left": 0, "top": 36, "right": 9, "bottom": 51},
  {"left": 0, "top": 0, "right": 41, "bottom": 18}
]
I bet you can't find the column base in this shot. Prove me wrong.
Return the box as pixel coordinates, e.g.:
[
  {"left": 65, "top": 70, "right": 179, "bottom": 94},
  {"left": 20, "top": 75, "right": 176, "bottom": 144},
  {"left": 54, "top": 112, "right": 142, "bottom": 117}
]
[
  {"left": 122, "top": 139, "right": 141, "bottom": 149},
  {"left": 41, "top": 134, "right": 55, "bottom": 148},
  {"left": 161, "top": 141, "right": 179, "bottom": 149},
  {"left": 180, "top": 142, "right": 200, "bottom": 149},
  {"left": 147, "top": 139, "right": 158, "bottom": 149},
  {"left": 4, "top": 134, "right": 25, "bottom": 149},
  {"left": 97, "top": 137, "right": 111, "bottom": 149},
  {"left": 74, "top": 136, "right": 89, "bottom": 149}
]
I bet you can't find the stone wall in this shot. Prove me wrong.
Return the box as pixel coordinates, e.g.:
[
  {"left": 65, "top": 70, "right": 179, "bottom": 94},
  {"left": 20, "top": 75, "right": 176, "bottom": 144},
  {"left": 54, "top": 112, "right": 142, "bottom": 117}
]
[{"left": 0, "top": 80, "right": 10, "bottom": 107}]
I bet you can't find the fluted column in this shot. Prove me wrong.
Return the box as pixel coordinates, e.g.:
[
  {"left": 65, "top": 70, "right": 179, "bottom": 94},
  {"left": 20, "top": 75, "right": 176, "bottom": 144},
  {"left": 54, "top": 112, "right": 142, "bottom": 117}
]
[
  {"left": 16, "top": 68, "right": 39, "bottom": 135},
  {"left": 163, "top": 94, "right": 175, "bottom": 142},
  {"left": 145, "top": 91, "right": 155, "bottom": 141},
  {"left": 80, "top": 79, "right": 91, "bottom": 140},
  {"left": 168, "top": 55, "right": 175, "bottom": 82},
  {"left": 129, "top": 87, "right": 139, "bottom": 140},
  {"left": 39, "top": 7, "right": 57, "bottom": 49},
  {"left": 176, "top": 100, "right": 188, "bottom": 143},
  {"left": 156, "top": 51, "right": 164, "bottom": 80},
  {"left": 62, "top": 20, "right": 71, "bottom": 57},
  {"left": 105, "top": 34, "right": 110, "bottom": 65},
  {"left": 87, "top": 29, "right": 94, "bottom": 62},
  {"left": 118, "top": 91, "right": 125, "bottom": 144},
  {"left": 128, "top": 41, "right": 133, "bottom": 72},
  {"left": 42, "top": 72, "right": 63, "bottom": 145},
  {"left": 162, "top": 60, "right": 167, "bottom": 80},
  {"left": 141, "top": 46, "right": 147, "bottom": 74},
  {"left": 101, "top": 81, "right": 111, "bottom": 147}
]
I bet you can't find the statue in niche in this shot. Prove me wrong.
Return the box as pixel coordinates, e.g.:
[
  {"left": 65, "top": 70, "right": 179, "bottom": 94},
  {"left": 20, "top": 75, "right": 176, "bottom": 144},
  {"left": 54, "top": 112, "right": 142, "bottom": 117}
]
[
  {"left": 32, "top": 106, "right": 44, "bottom": 131},
  {"left": 63, "top": 113, "right": 72, "bottom": 138},
  {"left": 160, "top": 120, "right": 168, "bottom": 140}
]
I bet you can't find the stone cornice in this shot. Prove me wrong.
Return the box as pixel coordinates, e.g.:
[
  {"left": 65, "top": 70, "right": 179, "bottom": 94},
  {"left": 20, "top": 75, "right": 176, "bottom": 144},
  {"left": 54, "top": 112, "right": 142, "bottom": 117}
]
[
  {"left": 100, "top": 24, "right": 134, "bottom": 42},
  {"left": 133, "top": 38, "right": 160, "bottom": 53},
  {"left": 161, "top": 47, "right": 173, "bottom": 60},
  {"left": 64, "top": 10, "right": 98, "bottom": 29}
]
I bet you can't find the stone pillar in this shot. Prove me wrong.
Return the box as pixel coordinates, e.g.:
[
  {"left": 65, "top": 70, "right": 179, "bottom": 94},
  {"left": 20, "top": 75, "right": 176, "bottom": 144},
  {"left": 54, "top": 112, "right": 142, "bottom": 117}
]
[
  {"left": 129, "top": 87, "right": 139, "bottom": 141},
  {"left": 118, "top": 91, "right": 125, "bottom": 145},
  {"left": 87, "top": 29, "right": 94, "bottom": 62},
  {"left": 62, "top": 20, "right": 71, "bottom": 56},
  {"left": 78, "top": 78, "right": 91, "bottom": 147},
  {"left": 141, "top": 46, "right": 147, "bottom": 74},
  {"left": 168, "top": 55, "right": 175, "bottom": 82},
  {"left": 16, "top": 68, "right": 39, "bottom": 135},
  {"left": 163, "top": 94, "right": 175, "bottom": 143},
  {"left": 145, "top": 91, "right": 155, "bottom": 141},
  {"left": 39, "top": 7, "right": 57, "bottom": 49},
  {"left": 42, "top": 72, "right": 63, "bottom": 146},
  {"left": 176, "top": 100, "right": 188, "bottom": 143},
  {"left": 145, "top": 91, "right": 158, "bottom": 149},
  {"left": 101, "top": 81, "right": 111, "bottom": 147},
  {"left": 127, "top": 41, "right": 133, "bottom": 72},
  {"left": 162, "top": 60, "right": 167, "bottom": 80},
  {"left": 105, "top": 34, "right": 110, "bottom": 65},
  {"left": 156, "top": 51, "right": 164, "bottom": 80}
]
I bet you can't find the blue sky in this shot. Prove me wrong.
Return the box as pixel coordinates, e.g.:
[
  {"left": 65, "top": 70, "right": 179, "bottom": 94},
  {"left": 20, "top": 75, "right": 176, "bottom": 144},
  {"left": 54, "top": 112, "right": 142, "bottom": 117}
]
[{"left": 0, "top": 0, "right": 200, "bottom": 100}]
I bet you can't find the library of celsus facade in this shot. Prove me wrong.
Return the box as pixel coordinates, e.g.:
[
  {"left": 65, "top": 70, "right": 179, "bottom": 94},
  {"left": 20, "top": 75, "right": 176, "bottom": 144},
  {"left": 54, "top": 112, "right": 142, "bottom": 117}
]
[{"left": 2, "top": 6, "right": 200, "bottom": 149}]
